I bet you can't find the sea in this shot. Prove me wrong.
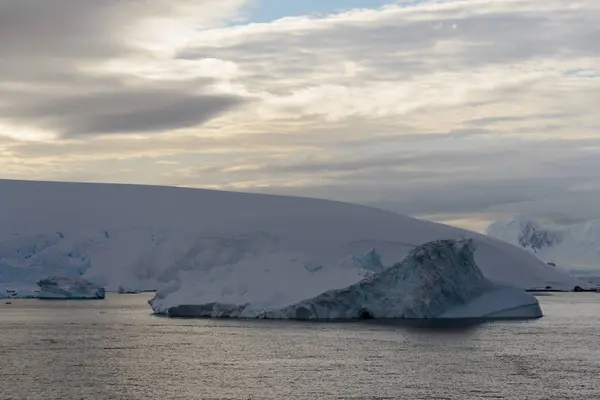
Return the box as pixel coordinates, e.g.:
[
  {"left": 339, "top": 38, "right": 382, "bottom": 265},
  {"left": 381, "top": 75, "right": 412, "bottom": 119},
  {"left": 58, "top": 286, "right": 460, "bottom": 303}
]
[{"left": 1, "top": 293, "right": 599, "bottom": 400}]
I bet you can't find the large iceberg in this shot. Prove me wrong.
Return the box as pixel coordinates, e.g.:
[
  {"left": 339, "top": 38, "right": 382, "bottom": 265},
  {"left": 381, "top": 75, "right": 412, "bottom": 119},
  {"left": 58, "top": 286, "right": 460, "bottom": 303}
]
[
  {"left": 37, "top": 277, "right": 106, "bottom": 299},
  {"left": 151, "top": 239, "right": 542, "bottom": 320}
]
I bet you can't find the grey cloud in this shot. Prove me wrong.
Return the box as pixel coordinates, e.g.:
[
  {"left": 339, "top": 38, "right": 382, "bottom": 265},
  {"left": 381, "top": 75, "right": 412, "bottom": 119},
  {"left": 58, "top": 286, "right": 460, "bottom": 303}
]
[
  {"left": 66, "top": 94, "right": 243, "bottom": 136},
  {"left": 0, "top": 0, "right": 249, "bottom": 137},
  {"left": 235, "top": 137, "right": 600, "bottom": 222},
  {"left": 3, "top": 88, "right": 247, "bottom": 136},
  {"left": 270, "top": 172, "right": 599, "bottom": 221},
  {"left": 180, "top": 6, "right": 599, "bottom": 82},
  {"left": 210, "top": 147, "right": 516, "bottom": 176},
  {"left": 488, "top": 191, "right": 600, "bottom": 225},
  {"left": 464, "top": 113, "right": 572, "bottom": 127},
  {"left": 248, "top": 179, "right": 543, "bottom": 216},
  {"left": 0, "top": 1, "right": 129, "bottom": 58},
  {"left": 371, "top": 181, "right": 550, "bottom": 216},
  {"left": 5, "top": 118, "right": 490, "bottom": 160},
  {"left": 193, "top": 135, "right": 600, "bottom": 182}
]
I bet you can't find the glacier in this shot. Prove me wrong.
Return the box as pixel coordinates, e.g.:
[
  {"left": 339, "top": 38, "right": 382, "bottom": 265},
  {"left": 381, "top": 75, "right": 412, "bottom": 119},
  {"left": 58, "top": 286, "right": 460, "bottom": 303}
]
[
  {"left": 0, "top": 179, "right": 588, "bottom": 302},
  {"left": 37, "top": 277, "right": 106, "bottom": 300},
  {"left": 151, "top": 239, "right": 542, "bottom": 319},
  {"left": 487, "top": 215, "right": 600, "bottom": 289}
]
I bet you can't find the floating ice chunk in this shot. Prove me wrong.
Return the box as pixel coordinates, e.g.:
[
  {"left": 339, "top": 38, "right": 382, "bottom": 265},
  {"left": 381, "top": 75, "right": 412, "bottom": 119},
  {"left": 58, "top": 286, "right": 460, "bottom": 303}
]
[{"left": 37, "top": 276, "right": 105, "bottom": 299}]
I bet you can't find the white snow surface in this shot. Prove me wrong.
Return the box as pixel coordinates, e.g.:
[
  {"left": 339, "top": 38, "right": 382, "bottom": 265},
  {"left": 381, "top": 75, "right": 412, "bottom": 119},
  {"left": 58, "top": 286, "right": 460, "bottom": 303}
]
[
  {"left": 37, "top": 276, "right": 105, "bottom": 299},
  {"left": 156, "top": 239, "right": 542, "bottom": 320},
  {"left": 487, "top": 215, "right": 600, "bottom": 284},
  {"left": 0, "top": 179, "right": 586, "bottom": 302}
]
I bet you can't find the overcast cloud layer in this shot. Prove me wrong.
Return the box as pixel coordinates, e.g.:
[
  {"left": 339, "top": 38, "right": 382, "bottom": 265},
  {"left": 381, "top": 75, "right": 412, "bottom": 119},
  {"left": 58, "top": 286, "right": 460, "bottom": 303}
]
[{"left": 1, "top": 0, "right": 599, "bottom": 231}]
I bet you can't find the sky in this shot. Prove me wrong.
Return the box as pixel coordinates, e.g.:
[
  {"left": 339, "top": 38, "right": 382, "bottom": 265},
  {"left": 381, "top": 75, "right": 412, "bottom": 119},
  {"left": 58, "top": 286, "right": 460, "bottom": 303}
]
[
  {"left": 1, "top": 0, "right": 599, "bottom": 232},
  {"left": 247, "top": 0, "right": 395, "bottom": 21}
]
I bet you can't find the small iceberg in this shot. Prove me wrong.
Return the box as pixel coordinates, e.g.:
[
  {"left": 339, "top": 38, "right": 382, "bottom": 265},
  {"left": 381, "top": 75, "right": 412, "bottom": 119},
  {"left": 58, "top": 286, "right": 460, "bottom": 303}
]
[
  {"left": 152, "top": 239, "right": 543, "bottom": 320},
  {"left": 118, "top": 285, "right": 140, "bottom": 294},
  {"left": 37, "top": 277, "right": 106, "bottom": 300}
]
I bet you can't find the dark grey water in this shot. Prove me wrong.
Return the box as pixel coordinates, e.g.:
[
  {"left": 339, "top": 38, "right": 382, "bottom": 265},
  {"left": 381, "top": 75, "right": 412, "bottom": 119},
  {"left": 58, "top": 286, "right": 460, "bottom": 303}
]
[{"left": 1, "top": 293, "right": 599, "bottom": 400}]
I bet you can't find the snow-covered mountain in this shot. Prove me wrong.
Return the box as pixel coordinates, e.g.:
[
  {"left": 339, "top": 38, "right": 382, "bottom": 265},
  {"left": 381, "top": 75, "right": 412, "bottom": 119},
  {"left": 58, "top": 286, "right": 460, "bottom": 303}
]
[
  {"left": 486, "top": 215, "right": 600, "bottom": 274},
  {"left": 0, "top": 179, "right": 588, "bottom": 300}
]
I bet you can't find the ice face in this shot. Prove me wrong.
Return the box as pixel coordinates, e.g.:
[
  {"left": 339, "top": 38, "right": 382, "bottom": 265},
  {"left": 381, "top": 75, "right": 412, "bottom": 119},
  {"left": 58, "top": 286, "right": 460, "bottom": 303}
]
[
  {"left": 159, "top": 239, "right": 543, "bottom": 320},
  {"left": 350, "top": 249, "right": 384, "bottom": 273},
  {"left": 37, "top": 276, "right": 105, "bottom": 299}
]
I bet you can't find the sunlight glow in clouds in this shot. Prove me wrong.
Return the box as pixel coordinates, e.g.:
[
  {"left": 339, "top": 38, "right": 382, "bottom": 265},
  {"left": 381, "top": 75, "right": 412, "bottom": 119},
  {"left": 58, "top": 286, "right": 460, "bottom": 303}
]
[{"left": 1, "top": 0, "right": 599, "bottom": 231}]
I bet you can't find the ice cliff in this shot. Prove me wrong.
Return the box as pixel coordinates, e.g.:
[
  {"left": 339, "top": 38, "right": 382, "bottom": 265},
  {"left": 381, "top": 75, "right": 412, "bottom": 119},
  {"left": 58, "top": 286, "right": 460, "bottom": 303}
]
[
  {"left": 37, "top": 277, "right": 106, "bottom": 299},
  {"left": 151, "top": 239, "right": 542, "bottom": 320}
]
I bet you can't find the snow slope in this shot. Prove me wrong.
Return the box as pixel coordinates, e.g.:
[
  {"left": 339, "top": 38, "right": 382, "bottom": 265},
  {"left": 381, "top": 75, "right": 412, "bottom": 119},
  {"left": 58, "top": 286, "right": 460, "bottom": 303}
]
[
  {"left": 0, "top": 179, "right": 586, "bottom": 300},
  {"left": 487, "top": 215, "right": 600, "bottom": 278},
  {"left": 155, "top": 240, "right": 542, "bottom": 319}
]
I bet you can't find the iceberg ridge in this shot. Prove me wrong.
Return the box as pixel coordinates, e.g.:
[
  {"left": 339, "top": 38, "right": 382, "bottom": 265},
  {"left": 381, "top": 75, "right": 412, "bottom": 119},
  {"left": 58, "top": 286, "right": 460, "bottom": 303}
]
[{"left": 153, "top": 239, "right": 543, "bottom": 320}]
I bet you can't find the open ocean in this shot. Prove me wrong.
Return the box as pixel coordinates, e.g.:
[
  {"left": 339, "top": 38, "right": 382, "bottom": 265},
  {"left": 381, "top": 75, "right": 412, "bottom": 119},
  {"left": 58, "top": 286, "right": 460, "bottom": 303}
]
[{"left": 1, "top": 293, "right": 599, "bottom": 400}]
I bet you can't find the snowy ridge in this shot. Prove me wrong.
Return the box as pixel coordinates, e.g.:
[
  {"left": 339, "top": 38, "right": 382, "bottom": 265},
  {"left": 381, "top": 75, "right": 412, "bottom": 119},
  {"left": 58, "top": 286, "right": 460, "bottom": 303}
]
[
  {"left": 153, "top": 240, "right": 542, "bottom": 319},
  {"left": 487, "top": 215, "right": 600, "bottom": 277},
  {"left": 486, "top": 215, "right": 564, "bottom": 252},
  {"left": 0, "top": 179, "right": 588, "bottom": 301}
]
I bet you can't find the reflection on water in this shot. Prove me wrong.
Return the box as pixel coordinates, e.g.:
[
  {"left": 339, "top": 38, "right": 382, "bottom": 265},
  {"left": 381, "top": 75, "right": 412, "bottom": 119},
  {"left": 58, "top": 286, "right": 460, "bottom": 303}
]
[
  {"left": 366, "top": 317, "right": 490, "bottom": 329},
  {"left": 1, "top": 293, "right": 599, "bottom": 399}
]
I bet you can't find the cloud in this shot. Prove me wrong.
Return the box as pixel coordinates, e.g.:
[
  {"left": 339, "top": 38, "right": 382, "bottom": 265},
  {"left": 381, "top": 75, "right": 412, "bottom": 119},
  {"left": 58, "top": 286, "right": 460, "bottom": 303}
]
[
  {"left": 0, "top": 0, "right": 251, "bottom": 138},
  {"left": 3, "top": 85, "right": 247, "bottom": 137},
  {"left": 175, "top": 0, "right": 600, "bottom": 139},
  {"left": 2, "top": 0, "right": 600, "bottom": 232}
]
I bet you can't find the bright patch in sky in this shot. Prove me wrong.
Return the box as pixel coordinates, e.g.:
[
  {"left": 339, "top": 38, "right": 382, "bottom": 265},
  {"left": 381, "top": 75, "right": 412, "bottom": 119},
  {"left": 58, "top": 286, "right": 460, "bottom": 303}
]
[{"left": 248, "top": 0, "right": 396, "bottom": 21}]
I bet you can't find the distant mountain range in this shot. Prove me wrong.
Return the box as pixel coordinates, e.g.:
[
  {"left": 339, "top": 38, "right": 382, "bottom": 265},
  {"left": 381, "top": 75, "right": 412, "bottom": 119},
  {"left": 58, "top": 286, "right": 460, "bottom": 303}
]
[{"left": 486, "top": 215, "right": 600, "bottom": 284}]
